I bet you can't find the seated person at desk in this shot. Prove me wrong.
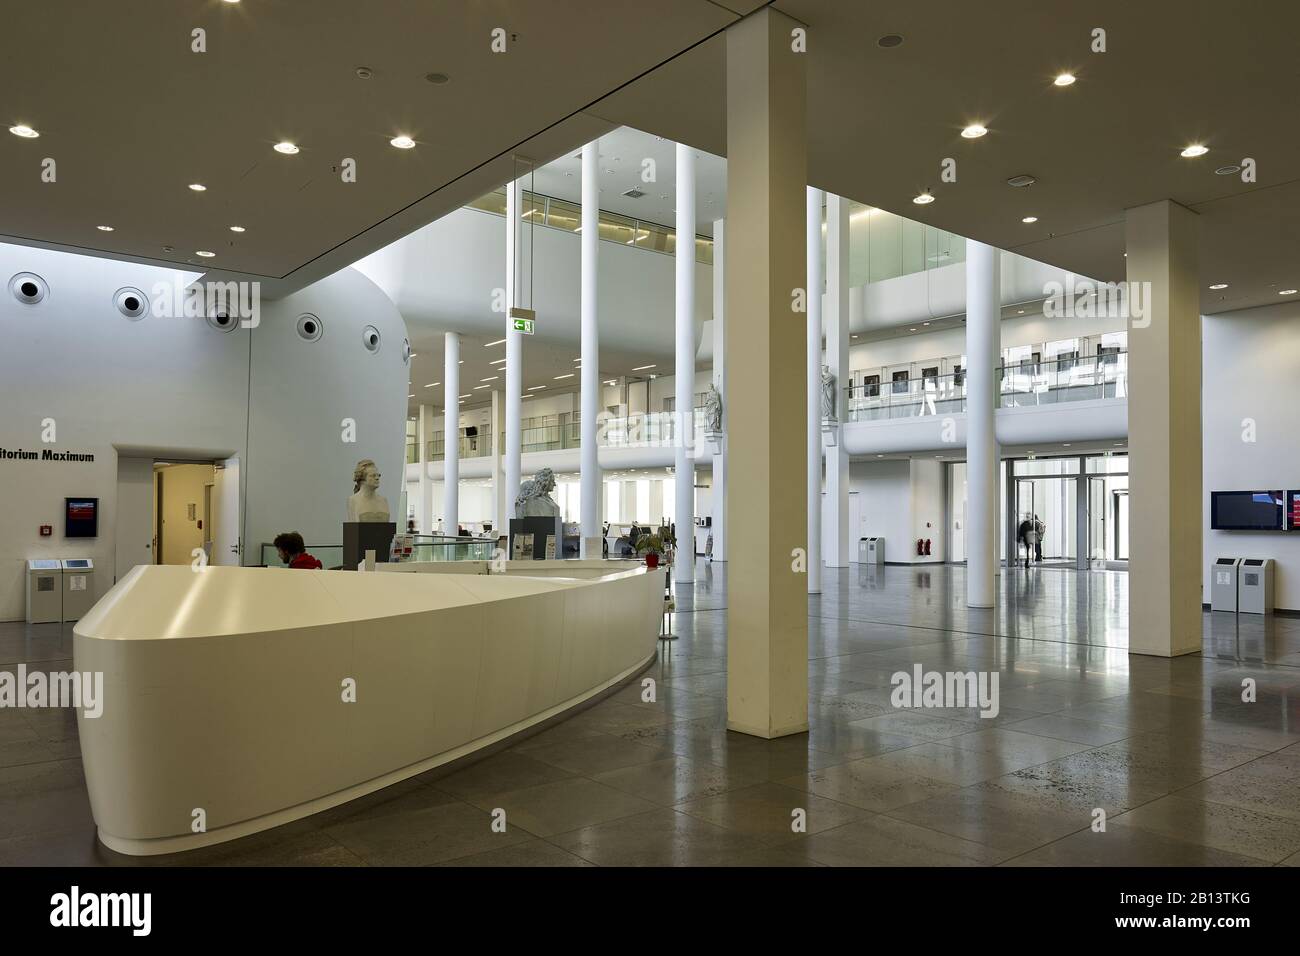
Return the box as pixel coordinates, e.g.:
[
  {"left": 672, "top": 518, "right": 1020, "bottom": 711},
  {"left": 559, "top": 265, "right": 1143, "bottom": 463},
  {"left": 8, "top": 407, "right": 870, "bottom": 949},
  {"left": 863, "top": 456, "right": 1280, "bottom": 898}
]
[{"left": 273, "top": 531, "right": 323, "bottom": 569}]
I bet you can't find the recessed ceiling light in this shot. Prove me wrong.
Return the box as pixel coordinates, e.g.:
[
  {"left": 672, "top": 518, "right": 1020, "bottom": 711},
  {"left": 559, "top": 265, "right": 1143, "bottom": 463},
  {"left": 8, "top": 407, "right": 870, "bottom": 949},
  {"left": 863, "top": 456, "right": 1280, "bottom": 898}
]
[
  {"left": 961, "top": 124, "right": 988, "bottom": 139},
  {"left": 424, "top": 72, "right": 450, "bottom": 85},
  {"left": 229, "top": 225, "right": 246, "bottom": 233},
  {"left": 195, "top": 250, "right": 216, "bottom": 258},
  {"left": 484, "top": 339, "right": 505, "bottom": 347},
  {"left": 1280, "top": 289, "right": 1297, "bottom": 295},
  {"left": 8, "top": 125, "right": 39, "bottom": 138},
  {"left": 480, "top": 377, "right": 498, "bottom": 383},
  {"left": 877, "top": 34, "right": 904, "bottom": 48},
  {"left": 96, "top": 225, "right": 114, "bottom": 232},
  {"left": 1022, "top": 216, "right": 1038, "bottom": 224},
  {"left": 528, "top": 385, "right": 547, "bottom": 390},
  {"left": 1215, "top": 164, "right": 1242, "bottom": 176},
  {"left": 489, "top": 358, "right": 507, "bottom": 365},
  {"left": 1209, "top": 283, "right": 1228, "bottom": 290},
  {"left": 1180, "top": 144, "right": 1208, "bottom": 158},
  {"left": 1053, "top": 73, "right": 1076, "bottom": 87},
  {"left": 274, "top": 142, "right": 300, "bottom": 155},
  {"left": 632, "top": 364, "right": 657, "bottom": 371},
  {"left": 554, "top": 373, "right": 575, "bottom": 380},
  {"left": 1017, "top": 309, "right": 1025, "bottom": 314},
  {"left": 355, "top": 66, "right": 373, "bottom": 79},
  {"left": 460, "top": 394, "right": 471, "bottom": 399},
  {"left": 909, "top": 327, "right": 918, "bottom": 332},
  {"left": 390, "top": 135, "right": 416, "bottom": 149},
  {"left": 188, "top": 183, "right": 207, "bottom": 192},
  {"left": 913, "top": 192, "right": 935, "bottom": 205},
  {"left": 423, "top": 382, "right": 439, "bottom": 388}
]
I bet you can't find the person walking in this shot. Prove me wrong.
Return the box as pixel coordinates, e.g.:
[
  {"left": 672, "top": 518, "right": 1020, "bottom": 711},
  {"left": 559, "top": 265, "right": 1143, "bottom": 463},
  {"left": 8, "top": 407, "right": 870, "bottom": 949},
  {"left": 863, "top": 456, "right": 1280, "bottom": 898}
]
[
  {"left": 1023, "top": 519, "right": 1039, "bottom": 569},
  {"left": 1033, "top": 514, "right": 1045, "bottom": 563}
]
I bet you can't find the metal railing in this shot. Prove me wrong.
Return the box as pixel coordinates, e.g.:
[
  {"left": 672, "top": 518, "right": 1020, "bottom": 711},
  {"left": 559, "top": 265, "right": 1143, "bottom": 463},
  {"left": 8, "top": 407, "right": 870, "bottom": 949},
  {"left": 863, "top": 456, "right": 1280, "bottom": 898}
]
[{"left": 845, "top": 353, "right": 1127, "bottom": 422}]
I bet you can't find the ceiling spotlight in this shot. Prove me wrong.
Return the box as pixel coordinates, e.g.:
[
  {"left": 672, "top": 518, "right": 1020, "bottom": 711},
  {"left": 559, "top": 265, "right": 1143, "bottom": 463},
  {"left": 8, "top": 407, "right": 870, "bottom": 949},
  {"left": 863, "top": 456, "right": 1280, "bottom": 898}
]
[
  {"left": 274, "top": 142, "right": 300, "bottom": 155},
  {"left": 96, "top": 225, "right": 114, "bottom": 232},
  {"left": 1209, "top": 283, "right": 1229, "bottom": 290},
  {"left": 877, "top": 34, "right": 904, "bottom": 48},
  {"left": 229, "top": 225, "right": 246, "bottom": 233},
  {"left": 961, "top": 124, "right": 988, "bottom": 139},
  {"left": 1022, "top": 216, "right": 1038, "bottom": 224},
  {"left": 1180, "top": 144, "right": 1208, "bottom": 158},
  {"left": 188, "top": 183, "right": 207, "bottom": 192},
  {"left": 355, "top": 66, "right": 373, "bottom": 79},
  {"left": 1215, "top": 164, "right": 1242, "bottom": 176},
  {"left": 1053, "top": 73, "right": 1076, "bottom": 87},
  {"left": 1280, "top": 289, "right": 1297, "bottom": 295},
  {"left": 8, "top": 125, "right": 39, "bottom": 138},
  {"left": 195, "top": 250, "right": 216, "bottom": 258},
  {"left": 554, "top": 373, "right": 575, "bottom": 380},
  {"left": 390, "top": 135, "right": 416, "bottom": 149},
  {"left": 913, "top": 192, "right": 935, "bottom": 205},
  {"left": 424, "top": 72, "right": 450, "bottom": 85}
]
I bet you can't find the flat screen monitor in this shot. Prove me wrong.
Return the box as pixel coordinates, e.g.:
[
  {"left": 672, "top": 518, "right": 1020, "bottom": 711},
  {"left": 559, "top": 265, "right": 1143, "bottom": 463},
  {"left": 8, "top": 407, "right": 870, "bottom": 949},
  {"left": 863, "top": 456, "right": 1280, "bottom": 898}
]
[
  {"left": 1210, "top": 490, "right": 1284, "bottom": 531},
  {"left": 1289, "top": 491, "right": 1300, "bottom": 531},
  {"left": 65, "top": 497, "right": 99, "bottom": 538}
]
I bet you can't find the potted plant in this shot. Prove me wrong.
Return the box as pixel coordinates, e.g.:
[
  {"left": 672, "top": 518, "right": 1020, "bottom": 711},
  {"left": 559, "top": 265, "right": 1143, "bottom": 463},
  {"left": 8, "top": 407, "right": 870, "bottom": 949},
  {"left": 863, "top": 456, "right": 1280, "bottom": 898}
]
[{"left": 635, "top": 532, "right": 665, "bottom": 568}]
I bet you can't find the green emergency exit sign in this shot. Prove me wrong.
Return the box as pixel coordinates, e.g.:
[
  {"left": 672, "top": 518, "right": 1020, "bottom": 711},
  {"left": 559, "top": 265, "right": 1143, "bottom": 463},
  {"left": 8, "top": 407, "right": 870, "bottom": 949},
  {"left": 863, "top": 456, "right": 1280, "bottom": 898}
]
[{"left": 512, "top": 317, "right": 534, "bottom": 334}]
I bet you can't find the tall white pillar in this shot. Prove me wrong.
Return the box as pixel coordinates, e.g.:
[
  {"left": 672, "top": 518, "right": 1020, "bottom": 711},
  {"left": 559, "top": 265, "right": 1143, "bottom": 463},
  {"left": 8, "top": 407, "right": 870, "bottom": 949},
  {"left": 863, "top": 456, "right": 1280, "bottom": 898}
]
[
  {"left": 710, "top": 218, "right": 727, "bottom": 562},
  {"left": 492, "top": 389, "right": 506, "bottom": 539},
  {"left": 824, "top": 194, "right": 850, "bottom": 568},
  {"left": 579, "top": 141, "right": 601, "bottom": 559},
  {"left": 504, "top": 176, "right": 523, "bottom": 546},
  {"left": 965, "top": 240, "right": 1000, "bottom": 608},
  {"left": 443, "top": 332, "right": 460, "bottom": 536},
  {"left": 806, "top": 187, "right": 823, "bottom": 594},
  {"left": 724, "top": 6, "right": 807, "bottom": 738},
  {"left": 1126, "top": 199, "right": 1201, "bottom": 656},
  {"left": 674, "top": 142, "right": 696, "bottom": 584},
  {"left": 417, "top": 403, "right": 430, "bottom": 532}
]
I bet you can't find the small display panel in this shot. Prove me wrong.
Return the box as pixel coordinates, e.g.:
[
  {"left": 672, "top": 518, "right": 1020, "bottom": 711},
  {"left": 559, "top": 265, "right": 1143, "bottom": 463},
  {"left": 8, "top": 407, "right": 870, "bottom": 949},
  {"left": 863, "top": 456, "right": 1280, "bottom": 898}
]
[
  {"left": 1210, "top": 490, "right": 1285, "bottom": 532},
  {"left": 1290, "top": 491, "right": 1300, "bottom": 531},
  {"left": 65, "top": 498, "right": 99, "bottom": 538}
]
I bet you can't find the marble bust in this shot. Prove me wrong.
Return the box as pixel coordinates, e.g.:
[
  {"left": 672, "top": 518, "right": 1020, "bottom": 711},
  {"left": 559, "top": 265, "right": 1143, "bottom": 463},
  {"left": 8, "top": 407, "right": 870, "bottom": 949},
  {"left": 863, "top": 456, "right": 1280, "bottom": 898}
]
[
  {"left": 515, "top": 467, "right": 561, "bottom": 519},
  {"left": 347, "top": 458, "right": 391, "bottom": 523}
]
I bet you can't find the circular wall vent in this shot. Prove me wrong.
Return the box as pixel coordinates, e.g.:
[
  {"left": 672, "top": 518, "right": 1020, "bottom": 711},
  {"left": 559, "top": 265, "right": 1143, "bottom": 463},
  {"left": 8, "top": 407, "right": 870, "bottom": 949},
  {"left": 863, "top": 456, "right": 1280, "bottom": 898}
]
[
  {"left": 206, "top": 309, "right": 238, "bottom": 333},
  {"left": 402, "top": 337, "right": 412, "bottom": 364},
  {"left": 296, "top": 313, "right": 323, "bottom": 342},
  {"left": 9, "top": 272, "right": 47, "bottom": 305},
  {"left": 114, "top": 287, "right": 148, "bottom": 319},
  {"left": 362, "top": 325, "right": 381, "bottom": 353}
]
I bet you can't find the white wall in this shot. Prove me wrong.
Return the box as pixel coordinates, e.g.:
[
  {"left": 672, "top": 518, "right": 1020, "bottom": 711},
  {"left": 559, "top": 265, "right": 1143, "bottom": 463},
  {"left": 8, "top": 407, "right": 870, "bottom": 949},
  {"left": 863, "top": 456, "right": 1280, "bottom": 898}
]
[
  {"left": 848, "top": 459, "right": 944, "bottom": 565},
  {"left": 1202, "top": 303, "right": 1300, "bottom": 610},
  {"left": 0, "top": 243, "right": 408, "bottom": 619}
]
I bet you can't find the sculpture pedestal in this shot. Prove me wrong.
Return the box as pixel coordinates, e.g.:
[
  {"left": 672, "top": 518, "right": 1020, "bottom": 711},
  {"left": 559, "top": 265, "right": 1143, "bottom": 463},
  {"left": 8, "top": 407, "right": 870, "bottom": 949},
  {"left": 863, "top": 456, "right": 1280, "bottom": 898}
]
[
  {"left": 509, "top": 516, "right": 562, "bottom": 560},
  {"left": 343, "top": 522, "right": 396, "bottom": 569}
]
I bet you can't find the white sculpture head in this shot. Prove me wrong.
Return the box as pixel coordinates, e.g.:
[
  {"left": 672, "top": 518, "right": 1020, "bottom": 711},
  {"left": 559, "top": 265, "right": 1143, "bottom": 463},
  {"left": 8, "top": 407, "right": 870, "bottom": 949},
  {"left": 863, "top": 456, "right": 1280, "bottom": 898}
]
[{"left": 353, "top": 459, "right": 381, "bottom": 493}]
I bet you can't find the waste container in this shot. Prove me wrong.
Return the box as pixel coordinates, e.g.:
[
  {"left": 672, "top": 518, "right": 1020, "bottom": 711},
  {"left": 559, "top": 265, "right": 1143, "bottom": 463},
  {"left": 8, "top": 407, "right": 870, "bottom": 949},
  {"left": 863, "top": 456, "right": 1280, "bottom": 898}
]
[
  {"left": 1210, "top": 557, "right": 1241, "bottom": 612},
  {"left": 60, "top": 558, "right": 95, "bottom": 622},
  {"left": 858, "top": 536, "right": 884, "bottom": 565},
  {"left": 26, "top": 560, "right": 62, "bottom": 624},
  {"left": 1238, "top": 558, "right": 1275, "bottom": 615}
]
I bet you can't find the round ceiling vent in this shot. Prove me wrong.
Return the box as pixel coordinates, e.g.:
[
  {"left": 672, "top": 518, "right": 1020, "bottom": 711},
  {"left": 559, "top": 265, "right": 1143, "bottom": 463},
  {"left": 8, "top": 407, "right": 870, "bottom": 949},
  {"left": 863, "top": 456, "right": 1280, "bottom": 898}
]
[
  {"left": 296, "top": 313, "right": 323, "bottom": 342},
  {"left": 114, "top": 287, "right": 148, "bottom": 319},
  {"left": 877, "top": 34, "right": 904, "bottom": 48},
  {"left": 1215, "top": 164, "right": 1242, "bottom": 176},
  {"left": 402, "top": 337, "right": 412, "bottom": 364},
  {"left": 9, "top": 272, "right": 47, "bottom": 305},
  {"left": 206, "top": 309, "right": 238, "bottom": 333},
  {"left": 362, "top": 325, "right": 381, "bottom": 353}
]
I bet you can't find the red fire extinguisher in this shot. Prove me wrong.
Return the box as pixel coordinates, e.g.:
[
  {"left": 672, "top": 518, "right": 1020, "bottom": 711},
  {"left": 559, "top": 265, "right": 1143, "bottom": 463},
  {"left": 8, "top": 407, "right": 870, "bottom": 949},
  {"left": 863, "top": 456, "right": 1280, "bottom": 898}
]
[
  {"left": 917, "top": 539, "right": 925, "bottom": 556},
  {"left": 924, "top": 538, "right": 932, "bottom": 556}
]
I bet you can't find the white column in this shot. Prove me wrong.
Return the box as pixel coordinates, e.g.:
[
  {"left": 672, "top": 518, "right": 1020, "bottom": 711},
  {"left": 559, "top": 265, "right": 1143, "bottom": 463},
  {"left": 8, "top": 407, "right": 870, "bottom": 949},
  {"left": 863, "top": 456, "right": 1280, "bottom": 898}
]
[
  {"left": 806, "top": 187, "right": 823, "bottom": 594},
  {"left": 417, "top": 404, "right": 430, "bottom": 532},
  {"left": 504, "top": 176, "right": 523, "bottom": 545},
  {"left": 710, "top": 218, "right": 727, "bottom": 561},
  {"left": 674, "top": 142, "right": 696, "bottom": 584},
  {"left": 491, "top": 388, "right": 506, "bottom": 539},
  {"left": 580, "top": 141, "right": 601, "bottom": 559},
  {"left": 965, "top": 240, "right": 1000, "bottom": 608},
  {"left": 443, "top": 332, "right": 460, "bottom": 535},
  {"left": 824, "top": 194, "right": 850, "bottom": 567}
]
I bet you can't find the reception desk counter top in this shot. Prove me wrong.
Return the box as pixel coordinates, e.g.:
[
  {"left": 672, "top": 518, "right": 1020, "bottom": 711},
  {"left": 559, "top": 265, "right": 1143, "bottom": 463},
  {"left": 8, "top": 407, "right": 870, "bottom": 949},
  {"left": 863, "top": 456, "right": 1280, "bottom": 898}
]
[{"left": 74, "top": 562, "right": 665, "bottom": 855}]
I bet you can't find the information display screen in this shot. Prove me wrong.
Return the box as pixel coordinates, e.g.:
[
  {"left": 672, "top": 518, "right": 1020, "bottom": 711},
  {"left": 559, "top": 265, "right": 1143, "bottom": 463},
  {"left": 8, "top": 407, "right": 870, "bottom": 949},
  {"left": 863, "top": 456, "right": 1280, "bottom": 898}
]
[
  {"left": 65, "top": 498, "right": 99, "bottom": 538},
  {"left": 1210, "top": 490, "right": 1285, "bottom": 531},
  {"left": 1289, "top": 491, "right": 1300, "bottom": 531}
]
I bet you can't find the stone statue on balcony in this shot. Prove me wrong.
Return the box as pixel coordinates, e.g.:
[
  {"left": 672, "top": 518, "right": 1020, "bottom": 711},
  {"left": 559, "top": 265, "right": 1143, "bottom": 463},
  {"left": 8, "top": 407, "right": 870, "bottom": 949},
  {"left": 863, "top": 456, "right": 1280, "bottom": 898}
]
[
  {"left": 515, "top": 467, "right": 561, "bottom": 519},
  {"left": 704, "top": 384, "right": 723, "bottom": 435},
  {"left": 821, "top": 365, "right": 838, "bottom": 424}
]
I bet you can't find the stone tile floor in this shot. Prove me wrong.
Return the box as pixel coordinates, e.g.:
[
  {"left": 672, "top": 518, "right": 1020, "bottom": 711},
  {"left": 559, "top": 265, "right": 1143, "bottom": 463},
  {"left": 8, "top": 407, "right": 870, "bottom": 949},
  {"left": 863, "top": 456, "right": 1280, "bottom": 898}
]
[{"left": 2, "top": 563, "right": 1299, "bottom": 866}]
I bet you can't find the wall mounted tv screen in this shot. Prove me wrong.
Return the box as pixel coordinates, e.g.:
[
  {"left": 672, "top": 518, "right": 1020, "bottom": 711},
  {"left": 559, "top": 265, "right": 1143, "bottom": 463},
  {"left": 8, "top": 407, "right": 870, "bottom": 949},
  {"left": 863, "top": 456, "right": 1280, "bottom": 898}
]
[
  {"left": 1210, "top": 490, "right": 1285, "bottom": 531},
  {"left": 1289, "top": 491, "right": 1300, "bottom": 532}
]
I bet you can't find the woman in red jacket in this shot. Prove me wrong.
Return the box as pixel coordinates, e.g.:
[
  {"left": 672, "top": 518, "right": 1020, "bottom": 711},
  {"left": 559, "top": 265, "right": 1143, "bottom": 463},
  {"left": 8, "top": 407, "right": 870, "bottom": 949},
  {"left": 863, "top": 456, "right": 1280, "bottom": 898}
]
[{"left": 273, "top": 531, "right": 323, "bottom": 569}]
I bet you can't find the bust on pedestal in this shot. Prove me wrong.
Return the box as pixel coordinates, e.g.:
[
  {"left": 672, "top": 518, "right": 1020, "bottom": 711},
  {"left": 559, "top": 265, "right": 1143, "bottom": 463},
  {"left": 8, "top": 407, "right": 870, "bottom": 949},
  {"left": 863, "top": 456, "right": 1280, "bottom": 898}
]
[
  {"left": 511, "top": 467, "right": 562, "bottom": 559},
  {"left": 344, "top": 458, "right": 395, "bottom": 568}
]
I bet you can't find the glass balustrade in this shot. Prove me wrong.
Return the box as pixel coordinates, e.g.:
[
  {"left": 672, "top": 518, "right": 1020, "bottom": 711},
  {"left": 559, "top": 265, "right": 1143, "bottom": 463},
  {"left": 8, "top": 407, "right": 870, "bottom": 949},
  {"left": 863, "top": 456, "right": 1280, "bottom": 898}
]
[
  {"left": 845, "top": 353, "right": 1127, "bottom": 423},
  {"left": 259, "top": 535, "right": 494, "bottom": 568}
]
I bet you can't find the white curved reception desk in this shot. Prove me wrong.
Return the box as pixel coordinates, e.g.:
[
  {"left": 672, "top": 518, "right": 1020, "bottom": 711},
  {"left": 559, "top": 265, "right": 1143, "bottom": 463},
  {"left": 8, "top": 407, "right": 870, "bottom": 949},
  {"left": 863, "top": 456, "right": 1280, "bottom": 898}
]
[{"left": 73, "top": 563, "right": 665, "bottom": 855}]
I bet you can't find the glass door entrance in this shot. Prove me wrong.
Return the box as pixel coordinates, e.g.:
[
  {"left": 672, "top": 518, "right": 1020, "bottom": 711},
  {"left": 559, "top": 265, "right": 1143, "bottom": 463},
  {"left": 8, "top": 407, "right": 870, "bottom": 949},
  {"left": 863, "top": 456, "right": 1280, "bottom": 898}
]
[
  {"left": 1085, "top": 458, "right": 1129, "bottom": 568},
  {"left": 1013, "top": 475, "right": 1077, "bottom": 567}
]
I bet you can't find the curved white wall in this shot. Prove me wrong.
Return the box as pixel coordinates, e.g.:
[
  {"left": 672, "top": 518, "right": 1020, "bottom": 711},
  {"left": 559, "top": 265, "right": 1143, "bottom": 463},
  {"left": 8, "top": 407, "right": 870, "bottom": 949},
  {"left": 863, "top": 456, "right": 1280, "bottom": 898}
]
[{"left": 0, "top": 242, "right": 408, "bottom": 617}]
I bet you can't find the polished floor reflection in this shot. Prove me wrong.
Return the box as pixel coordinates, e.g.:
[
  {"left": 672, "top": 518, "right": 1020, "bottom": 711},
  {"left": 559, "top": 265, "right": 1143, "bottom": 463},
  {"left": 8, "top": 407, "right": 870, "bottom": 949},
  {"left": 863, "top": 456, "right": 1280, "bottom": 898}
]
[{"left": 2, "top": 563, "right": 1299, "bottom": 866}]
